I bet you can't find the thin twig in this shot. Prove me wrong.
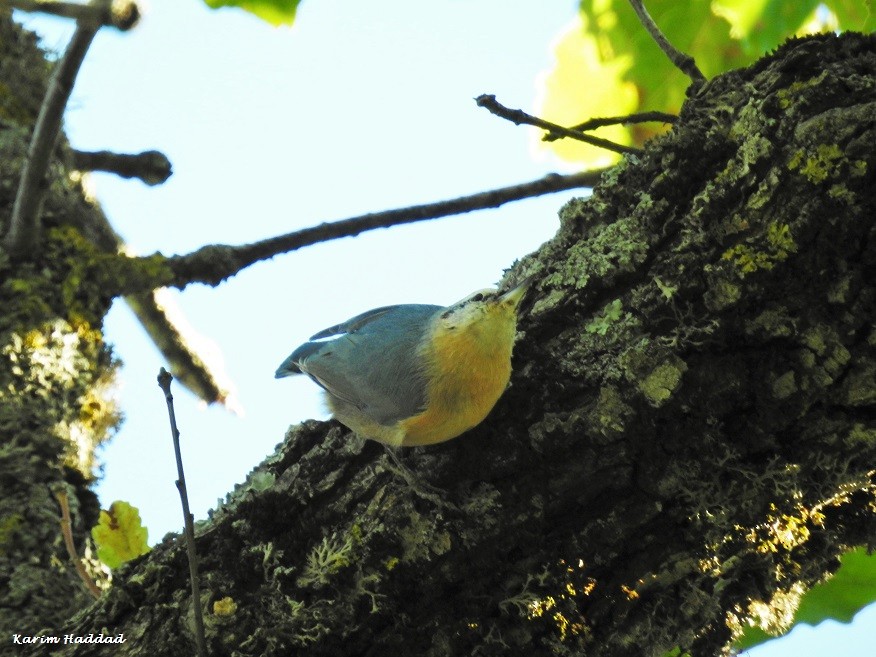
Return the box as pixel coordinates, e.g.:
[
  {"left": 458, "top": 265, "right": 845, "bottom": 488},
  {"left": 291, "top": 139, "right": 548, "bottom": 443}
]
[
  {"left": 475, "top": 94, "right": 640, "bottom": 155},
  {"left": 157, "top": 369, "right": 208, "bottom": 657},
  {"left": 72, "top": 149, "right": 172, "bottom": 185},
  {"left": 7, "top": 0, "right": 141, "bottom": 30},
  {"left": 164, "top": 170, "right": 607, "bottom": 288},
  {"left": 627, "top": 0, "right": 705, "bottom": 85},
  {"left": 54, "top": 489, "right": 101, "bottom": 599},
  {"left": 543, "top": 111, "right": 677, "bottom": 142},
  {"left": 3, "top": 6, "right": 100, "bottom": 260}
]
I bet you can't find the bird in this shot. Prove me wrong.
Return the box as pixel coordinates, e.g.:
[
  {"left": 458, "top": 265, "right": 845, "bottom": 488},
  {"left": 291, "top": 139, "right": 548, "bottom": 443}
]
[{"left": 275, "top": 278, "right": 531, "bottom": 447}]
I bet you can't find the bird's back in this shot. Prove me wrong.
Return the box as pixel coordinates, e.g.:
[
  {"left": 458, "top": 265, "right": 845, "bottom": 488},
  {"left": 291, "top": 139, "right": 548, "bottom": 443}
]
[{"left": 281, "top": 304, "right": 441, "bottom": 425}]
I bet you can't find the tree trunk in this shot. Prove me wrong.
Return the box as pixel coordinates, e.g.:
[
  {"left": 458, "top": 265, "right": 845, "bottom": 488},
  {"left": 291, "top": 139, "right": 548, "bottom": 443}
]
[
  {"left": 1, "top": 15, "right": 118, "bottom": 649},
  {"left": 3, "top": 22, "right": 874, "bottom": 657}
]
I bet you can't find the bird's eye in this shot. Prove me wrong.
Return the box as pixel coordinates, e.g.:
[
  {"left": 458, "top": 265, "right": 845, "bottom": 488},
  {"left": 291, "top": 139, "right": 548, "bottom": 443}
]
[{"left": 470, "top": 293, "right": 485, "bottom": 302}]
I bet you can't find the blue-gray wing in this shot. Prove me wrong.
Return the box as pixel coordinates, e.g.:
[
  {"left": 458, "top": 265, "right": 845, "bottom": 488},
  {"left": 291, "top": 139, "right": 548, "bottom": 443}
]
[{"left": 275, "top": 304, "right": 440, "bottom": 424}]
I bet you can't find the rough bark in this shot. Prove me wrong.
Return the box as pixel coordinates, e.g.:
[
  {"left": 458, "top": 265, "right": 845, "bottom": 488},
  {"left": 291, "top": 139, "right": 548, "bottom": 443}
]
[
  {"left": 2, "top": 22, "right": 875, "bottom": 657},
  {"left": 0, "top": 15, "right": 119, "bottom": 648}
]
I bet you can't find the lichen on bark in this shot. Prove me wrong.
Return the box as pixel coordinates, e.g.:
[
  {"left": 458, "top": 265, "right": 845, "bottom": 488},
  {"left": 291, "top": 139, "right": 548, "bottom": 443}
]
[{"left": 0, "top": 15, "right": 121, "bottom": 641}]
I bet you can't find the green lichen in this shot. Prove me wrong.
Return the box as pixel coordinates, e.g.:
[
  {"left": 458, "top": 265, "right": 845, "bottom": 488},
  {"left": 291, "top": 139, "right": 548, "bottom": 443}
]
[
  {"left": 586, "top": 386, "right": 634, "bottom": 437},
  {"left": 828, "top": 183, "right": 855, "bottom": 203},
  {"left": 639, "top": 357, "right": 688, "bottom": 407},
  {"left": 212, "top": 596, "right": 237, "bottom": 617},
  {"left": 548, "top": 215, "right": 650, "bottom": 290},
  {"left": 771, "top": 371, "right": 797, "bottom": 400},
  {"left": 747, "top": 308, "right": 796, "bottom": 338},
  {"left": 0, "top": 513, "right": 23, "bottom": 554},
  {"left": 845, "top": 423, "right": 876, "bottom": 447},
  {"left": 776, "top": 71, "right": 829, "bottom": 109},
  {"left": 850, "top": 159, "right": 867, "bottom": 177},
  {"left": 284, "top": 598, "right": 333, "bottom": 645},
  {"left": 585, "top": 299, "right": 623, "bottom": 336},
  {"left": 705, "top": 278, "right": 741, "bottom": 312},
  {"left": 721, "top": 223, "right": 797, "bottom": 275},
  {"left": 398, "top": 510, "right": 452, "bottom": 564},
  {"left": 788, "top": 144, "right": 844, "bottom": 183},
  {"left": 296, "top": 532, "right": 355, "bottom": 588},
  {"left": 827, "top": 275, "right": 850, "bottom": 304},
  {"left": 653, "top": 277, "right": 677, "bottom": 301},
  {"left": 843, "top": 364, "right": 876, "bottom": 406}
]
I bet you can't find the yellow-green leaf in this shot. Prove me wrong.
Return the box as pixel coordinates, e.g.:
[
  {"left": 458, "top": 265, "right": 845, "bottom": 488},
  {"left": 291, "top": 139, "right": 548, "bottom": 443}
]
[
  {"left": 537, "top": 0, "right": 863, "bottom": 169},
  {"left": 91, "top": 500, "right": 150, "bottom": 569},
  {"left": 534, "top": 14, "right": 637, "bottom": 170},
  {"left": 202, "top": 0, "right": 300, "bottom": 27},
  {"left": 823, "top": 0, "right": 875, "bottom": 33}
]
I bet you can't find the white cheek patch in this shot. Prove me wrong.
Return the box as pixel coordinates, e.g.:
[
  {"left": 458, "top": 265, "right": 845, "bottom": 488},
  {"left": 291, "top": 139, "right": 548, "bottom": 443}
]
[{"left": 312, "top": 333, "right": 345, "bottom": 344}]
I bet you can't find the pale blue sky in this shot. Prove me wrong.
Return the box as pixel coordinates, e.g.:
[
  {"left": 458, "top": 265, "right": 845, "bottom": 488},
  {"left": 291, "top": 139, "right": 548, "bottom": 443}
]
[{"left": 14, "top": 1, "right": 873, "bottom": 654}]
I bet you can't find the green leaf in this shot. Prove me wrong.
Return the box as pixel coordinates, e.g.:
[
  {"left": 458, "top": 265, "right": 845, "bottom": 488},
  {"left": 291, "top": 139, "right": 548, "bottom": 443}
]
[
  {"left": 538, "top": 0, "right": 867, "bottom": 169},
  {"left": 712, "top": 0, "right": 821, "bottom": 55},
  {"left": 824, "top": 0, "right": 876, "bottom": 32},
  {"left": 91, "top": 500, "right": 150, "bottom": 569},
  {"left": 202, "top": 0, "right": 300, "bottom": 26},
  {"left": 735, "top": 548, "right": 876, "bottom": 650}
]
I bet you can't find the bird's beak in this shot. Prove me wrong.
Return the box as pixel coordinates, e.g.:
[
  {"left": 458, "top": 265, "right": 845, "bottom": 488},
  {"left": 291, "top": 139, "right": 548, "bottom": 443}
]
[{"left": 499, "top": 275, "right": 534, "bottom": 309}]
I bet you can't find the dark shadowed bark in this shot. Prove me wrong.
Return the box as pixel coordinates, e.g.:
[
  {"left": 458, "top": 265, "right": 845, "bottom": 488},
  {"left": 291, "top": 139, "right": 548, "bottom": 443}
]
[{"left": 2, "top": 19, "right": 874, "bottom": 657}]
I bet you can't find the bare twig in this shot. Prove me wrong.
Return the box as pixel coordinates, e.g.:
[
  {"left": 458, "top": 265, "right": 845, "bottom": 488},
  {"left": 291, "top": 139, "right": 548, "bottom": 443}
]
[
  {"left": 475, "top": 94, "right": 641, "bottom": 155},
  {"left": 543, "top": 111, "right": 677, "bottom": 142},
  {"left": 628, "top": 0, "right": 705, "bottom": 85},
  {"left": 72, "top": 149, "right": 172, "bottom": 185},
  {"left": 7, "top": 0, "right": 141, "bottom": 30},
  {"left": 164, "top": 170, "right": 607, "bottom": 288},
  {"left": 157, "top": 369, "right": 207, "bottom": 657},
  {"left": 4, "top": 4, "right": 100, "bottom": 260},
  {"left": 54, "top": 489, "right": 101, "bottom": 599}
]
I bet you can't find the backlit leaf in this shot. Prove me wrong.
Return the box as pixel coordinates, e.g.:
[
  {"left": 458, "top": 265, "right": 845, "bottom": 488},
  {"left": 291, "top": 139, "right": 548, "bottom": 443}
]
[
  {"left": 735, "top": 548, "right": 876, "bottom": 650},
  {"left": 91, "top": 500, "right": 150, "bottom": 570},
  {"left": 202, "top": 0, "right": 300, "bottom": 27}
]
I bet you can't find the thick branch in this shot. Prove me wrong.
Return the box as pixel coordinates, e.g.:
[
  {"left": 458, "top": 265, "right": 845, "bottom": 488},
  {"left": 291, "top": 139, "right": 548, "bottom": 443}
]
[
  {"left": 126, "top": 290, "right": 239, "bottom": 408},
  {"left": 476, "top": 94, "right": 641, "bottom": 155},
  {"left": 72, "top": 148, "right": 172, "bottom": 185},
  {"left": 163, "top": 170, "right": 605, "bottom": 287},
  {"left": 3, "top": 9, "right": 99, "bottom": 260},
  {"left": 67, "top": 199, "right": 238, "bottom": 407},
  {"left": 7, "top": 0, "right": 140, "bottom": 30}
]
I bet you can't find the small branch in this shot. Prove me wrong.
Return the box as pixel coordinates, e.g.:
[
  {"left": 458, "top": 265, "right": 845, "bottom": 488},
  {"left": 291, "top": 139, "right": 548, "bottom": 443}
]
[
  {"left": 8, "top": 0, "right": 141, "bottom": 31},
  {"left": 54, "top": 489, "right": 101, "bottom": 599},
  {"left": 628, "top": 0, "right": 705, "bottom": 85},
  {"left": 72, "top": 149, "right": 172, "bottom": 185},
  {"left": 543, "top": 111, "right": 677, "bottom": 142},
  {"left": 129, "top": 290, "right": 240, "bottom": 410},
  {"left": 64, "top": 205, "right": 237, "bottom": 409},
  {"left": 475, "top": 94, "right": 641, "bottom": 155},
  {"left": 163, "top": 170, "right": 607, "bottom": 288},
  {"left": 4, "top": 5, "right": 100, "bottom": 260},
  {"left": 157, "top": 369, "right": 208, "bottom": 657}
]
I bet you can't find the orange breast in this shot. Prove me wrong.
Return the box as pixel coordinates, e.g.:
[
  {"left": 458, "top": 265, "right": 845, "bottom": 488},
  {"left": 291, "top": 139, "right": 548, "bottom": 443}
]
[{"left": 399, "top": 323, "right": 514, "bottom": 446}]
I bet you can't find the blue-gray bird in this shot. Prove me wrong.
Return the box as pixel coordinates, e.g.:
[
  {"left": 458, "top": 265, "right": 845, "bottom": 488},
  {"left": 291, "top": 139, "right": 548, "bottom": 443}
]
[{"left": 275, "top": 279, "right": 530, "bottom": 447}]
